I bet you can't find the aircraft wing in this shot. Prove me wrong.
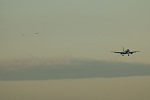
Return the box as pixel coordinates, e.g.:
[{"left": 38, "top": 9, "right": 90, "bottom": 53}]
[
  {"left": 111, "top": 51, "right": 124, "bottom": 54},
  {"left": 129, "top": 51, "right": 140, "bottom": 54}
]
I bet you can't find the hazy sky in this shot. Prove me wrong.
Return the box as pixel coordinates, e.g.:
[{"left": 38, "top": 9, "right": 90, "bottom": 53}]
[
  {"left": 0, "top": 1, "right": 150, "bottom": 100},
  {"left": 0, "top": 76, "right": 150, "bottom": 100},
  {"left": 0, "top": 58, "right": 150, "bottom": 81},
  {"left": 0, "top": 0, "right": 150, "bottom": 64}
]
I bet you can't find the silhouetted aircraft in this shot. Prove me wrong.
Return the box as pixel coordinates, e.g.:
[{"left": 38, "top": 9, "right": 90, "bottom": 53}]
[{"left": 111, "top": 47, "right": 140, "bottom": 56}]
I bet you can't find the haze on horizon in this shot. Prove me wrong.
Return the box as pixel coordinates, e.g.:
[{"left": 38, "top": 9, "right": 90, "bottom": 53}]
[{"left": 0, "top": 0, "right": 150, "bottom": 100}]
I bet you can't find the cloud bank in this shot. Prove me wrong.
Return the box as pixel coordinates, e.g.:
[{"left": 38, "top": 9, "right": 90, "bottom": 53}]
[{"left": 0, "top": 58, "right": 150, "bottom": 81}]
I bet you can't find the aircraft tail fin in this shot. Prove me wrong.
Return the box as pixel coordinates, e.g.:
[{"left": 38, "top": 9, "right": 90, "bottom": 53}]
[{"left": 122, "top": 46, "right": 124, "bottom": 52}]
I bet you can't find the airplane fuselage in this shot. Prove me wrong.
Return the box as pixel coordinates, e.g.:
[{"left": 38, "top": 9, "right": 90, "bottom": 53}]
[
  {"left": 123, "top": 49, "right": 130, "bottom": 54},
  {"left": 111, "top": 47, "right": 139, "bottom": 56}
]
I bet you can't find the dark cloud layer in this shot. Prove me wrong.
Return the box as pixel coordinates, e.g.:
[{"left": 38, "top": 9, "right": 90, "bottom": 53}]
[{"left": 0, "top": 58, "right": 150, "bottom": 81}]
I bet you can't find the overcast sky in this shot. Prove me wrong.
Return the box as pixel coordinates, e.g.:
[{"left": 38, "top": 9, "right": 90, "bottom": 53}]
[
  {"left": 0, "top": 58, "right": 150, "bottom": 81},
  {"left": 0, "top": 0, "right": 150, "bottom": 100},
  {"left": 0, "top": 0, "right": 150, "bottom": 64},
  {"left": 1, "top": 76, "right": 150, "bottom": 100}
]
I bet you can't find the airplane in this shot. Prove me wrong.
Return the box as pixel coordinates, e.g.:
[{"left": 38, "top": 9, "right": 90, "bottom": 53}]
[{"left": 111, "top": 47, "right": 140, "bottom": 56}]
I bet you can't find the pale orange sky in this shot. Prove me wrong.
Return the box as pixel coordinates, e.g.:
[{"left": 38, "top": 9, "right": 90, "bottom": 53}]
[{"left": 0, "top": 76, "right": 150, "bottom": 100}]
